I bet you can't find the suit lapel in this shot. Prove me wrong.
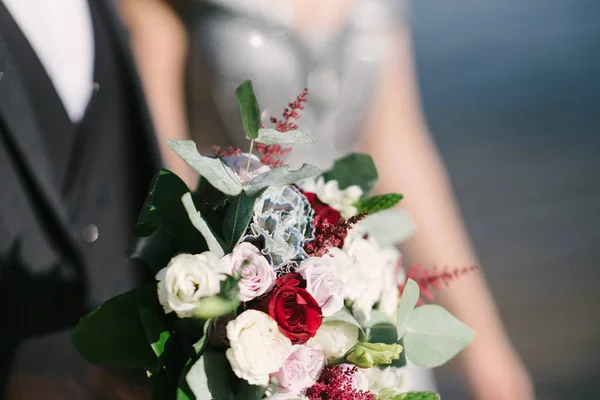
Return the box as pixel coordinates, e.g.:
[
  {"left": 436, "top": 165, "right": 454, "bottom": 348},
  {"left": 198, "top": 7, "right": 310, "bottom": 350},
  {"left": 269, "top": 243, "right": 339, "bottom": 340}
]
[{"left": 0, "top": 16, "right": 85, "bottom": 264}]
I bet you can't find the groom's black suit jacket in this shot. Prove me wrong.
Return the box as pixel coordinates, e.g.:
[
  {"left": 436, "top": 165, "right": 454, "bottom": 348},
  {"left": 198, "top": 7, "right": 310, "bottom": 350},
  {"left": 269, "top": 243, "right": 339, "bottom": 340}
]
[{"left": 0, "top": 0, "right": 161, "bottom": 391}]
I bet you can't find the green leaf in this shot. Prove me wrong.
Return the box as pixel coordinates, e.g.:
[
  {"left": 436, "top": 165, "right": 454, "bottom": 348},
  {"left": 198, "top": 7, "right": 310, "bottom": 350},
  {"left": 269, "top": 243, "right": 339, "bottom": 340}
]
[
  {"left": 223, "top": 191, "right": 260, "bottom": 251},
  {"left": 168, "top": 140, "right": 243, "bottom": 196},
  {"left": 355, "top": 193, "right": 403, "bottom": 215},
  {"left": 244, "top": 164, "right": 321, "bottom": 195},
  {"left": 129, "top": 228, "right": 175, "bottom": 273},
  {"left": 148, "top": 369, "right": 173, "bottom": 400},
  {"left": 71, "top": 286, "right": 157, "bottom": 370},
  {"left": 140, "top": 305, "right": 181, "bottom": 383},
  {"left": 186, "top": 351, "right": 235, "bottom": 400},
  {"left": 255, "top": 128, "right": 317, "bottom": 145},
  {"left": 181, "top": 192, "right": 226, "bottom": 257},
  {"left": 235, "top": 80, "right": 261, "bottom": 140},
  {"left": 388, "top": 392, "right": 440, "bottom": 400},
  {"left": 360, "top": 208, "right": 415, "bottom": 247},
  {"left": 177, "top": 359, "right": 195, "bottom": 400},
  {"left": 192, "top": 319, "right": 211, "bottom": 356},
  {"left": 396, "top": 279, "right": 420, "bottom": 338},
  {"left": 366, "top": 310, "right": 398, "bottom": 345},
  {"left": 134, "top": 169, "right": 208, "bottom": 257},
  {"left": 234, "top": 381, "right": 266, "bottom": 400},
  {"left": 322, "top": 153, "right": 378, "bottom": 195},
  {"left": 140, "top": 306, "right": 170, "bottom": 361},
  {"left": 404, "top": 304, "right": 475, "bottom": 368}
]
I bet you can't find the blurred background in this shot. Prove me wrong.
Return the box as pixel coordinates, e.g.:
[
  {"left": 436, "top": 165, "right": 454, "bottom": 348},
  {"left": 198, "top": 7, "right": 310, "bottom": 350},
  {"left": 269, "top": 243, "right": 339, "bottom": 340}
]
[{"left": 410, "top": 0, "right": 600, "bottom": 398}]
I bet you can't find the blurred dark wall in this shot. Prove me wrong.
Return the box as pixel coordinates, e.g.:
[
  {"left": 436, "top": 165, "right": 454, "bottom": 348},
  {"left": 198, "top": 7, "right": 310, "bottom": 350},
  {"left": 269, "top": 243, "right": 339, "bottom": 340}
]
[{"left": 410, "top": 1, "right": 600, "bottom": 398}]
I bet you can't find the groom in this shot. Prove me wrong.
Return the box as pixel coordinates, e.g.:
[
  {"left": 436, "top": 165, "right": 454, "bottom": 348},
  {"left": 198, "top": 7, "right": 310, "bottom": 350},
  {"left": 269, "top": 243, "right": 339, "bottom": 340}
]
[{"left": 0, "top": 0, "right": 161, "bottom": 396}]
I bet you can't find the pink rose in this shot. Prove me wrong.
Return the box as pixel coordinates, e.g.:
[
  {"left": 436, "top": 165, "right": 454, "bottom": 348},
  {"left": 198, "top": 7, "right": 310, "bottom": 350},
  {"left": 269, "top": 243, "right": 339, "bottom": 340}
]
[
  {"left": 222, "top": 242, "right": 276, "bottom": 302},
  {"left": 297, "top": 256, "right": 344, "bottom": 317},
  {"left": 272, "top": 344, "right": 325, "bottom": 398},
  {"left": 223, "top": 154, "right": 270, "bottom": 183}
]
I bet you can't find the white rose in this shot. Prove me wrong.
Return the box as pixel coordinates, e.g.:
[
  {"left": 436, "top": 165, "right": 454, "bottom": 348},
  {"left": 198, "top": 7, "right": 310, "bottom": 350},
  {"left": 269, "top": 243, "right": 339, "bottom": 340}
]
[
  {"left": 298, "top": 177, "right": 362, "bottom": 218},
  {"left": 226, "top": 310, "right": 292, "bottom": 386},
  {"left": 364, "top": 366, "right": 406, "bottom": 396},
  {"left": 308, "top": 321, "right": 359, "bottom": 359},
  {"left": 297, "top": 256, "right": 344, "bottom": 317},
  {"left": 222, "top": 242, "right": 276, "bottom": 302},
  {"left": 223, "top": 153, "right": 270, "bottom": 183},
  {"left": 272, "top": 343, "right": 325, "bottom": 398},
  {"left": 156, "top": 252, "right": 229, "bottom": 318}
]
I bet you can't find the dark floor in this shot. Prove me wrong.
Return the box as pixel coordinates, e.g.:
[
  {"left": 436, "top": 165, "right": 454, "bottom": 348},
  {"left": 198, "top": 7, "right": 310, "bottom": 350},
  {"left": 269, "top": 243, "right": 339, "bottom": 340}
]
[{"left": 410, "top": 0, "right": 600, "bottom": 398}]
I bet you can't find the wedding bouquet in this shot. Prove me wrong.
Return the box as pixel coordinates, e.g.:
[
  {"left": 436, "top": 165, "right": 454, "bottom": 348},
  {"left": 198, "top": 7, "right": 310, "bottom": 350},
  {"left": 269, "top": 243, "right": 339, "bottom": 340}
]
[{"left": 71, "top": 82, "right": 474, "bottom": 400}]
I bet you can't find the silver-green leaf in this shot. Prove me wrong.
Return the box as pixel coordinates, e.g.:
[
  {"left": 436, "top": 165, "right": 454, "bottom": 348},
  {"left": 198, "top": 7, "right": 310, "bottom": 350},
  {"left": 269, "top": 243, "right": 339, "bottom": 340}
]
[
  {"left": 396, "top": 278, "right": 420, "bottom": 338},
  {"left": 244, "top": 164, "right": 321, "bottom": 195},
  {"left": 168, "top": 140, "right": 242, "bottom": 196},
  {"left": 255, "top": 128, "right": 317, "bottom": 145},
  {"left": 360, "top": 208, "right": 415, "bottom": 247},
  {"left": 404, "top": 304, "right": 475, "bottom": 368},
  {"left": 181, "top": 193, "right": 225, "bottom": 257}
]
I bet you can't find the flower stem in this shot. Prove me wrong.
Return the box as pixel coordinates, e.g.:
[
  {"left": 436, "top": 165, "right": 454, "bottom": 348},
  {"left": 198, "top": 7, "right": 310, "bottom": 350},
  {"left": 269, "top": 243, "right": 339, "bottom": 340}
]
[{"left": 242, "top": 140, "right": 255, "bottom": 188}]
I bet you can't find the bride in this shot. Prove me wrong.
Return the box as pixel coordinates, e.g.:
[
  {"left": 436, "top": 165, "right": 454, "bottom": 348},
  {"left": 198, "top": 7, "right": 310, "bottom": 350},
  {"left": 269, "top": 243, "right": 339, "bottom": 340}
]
[{"left": 119, "top": 0, "right": 534, "bottom": 398}]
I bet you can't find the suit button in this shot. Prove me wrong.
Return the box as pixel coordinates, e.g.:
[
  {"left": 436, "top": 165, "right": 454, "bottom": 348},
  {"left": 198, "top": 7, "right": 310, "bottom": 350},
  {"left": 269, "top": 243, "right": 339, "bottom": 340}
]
[{"left": 82, "top": 224, "right": 99, "bottom": 243}]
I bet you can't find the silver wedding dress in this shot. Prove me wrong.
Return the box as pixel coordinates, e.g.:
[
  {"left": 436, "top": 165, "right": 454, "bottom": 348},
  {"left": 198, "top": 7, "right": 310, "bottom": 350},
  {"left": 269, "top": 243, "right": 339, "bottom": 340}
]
[{"left": 182, "top": 0, "right": 436, "bottom": 391}]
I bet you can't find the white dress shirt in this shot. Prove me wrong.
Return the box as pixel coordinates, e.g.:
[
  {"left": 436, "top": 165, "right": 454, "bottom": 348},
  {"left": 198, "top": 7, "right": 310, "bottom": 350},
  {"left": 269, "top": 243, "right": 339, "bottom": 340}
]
[{"left": 2, "top": 0, "right": 95, "bottom": 122}]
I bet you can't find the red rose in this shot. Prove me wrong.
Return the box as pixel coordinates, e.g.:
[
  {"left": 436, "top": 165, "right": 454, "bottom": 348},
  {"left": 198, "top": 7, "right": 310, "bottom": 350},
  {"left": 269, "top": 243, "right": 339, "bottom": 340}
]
[
  {"left": 303, "top": 192, "right": 342, "bottom": 226},
  {"left": 259, "top": 273, "right": 323, "bottom": 344}
]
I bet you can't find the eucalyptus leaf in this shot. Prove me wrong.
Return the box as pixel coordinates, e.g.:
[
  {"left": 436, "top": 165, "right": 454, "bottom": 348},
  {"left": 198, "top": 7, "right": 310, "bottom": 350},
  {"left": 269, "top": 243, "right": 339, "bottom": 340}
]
[
  {"left": 182, "top": 193, "right": 225, "bottom": 257},
  {"left": 186, "top": 351, "right": 235, "bottom": 400},
  {"left": 396, "top": 278, "right": 420, "bottom": 338},
  {"left": 255, "top": 128, "right": 317, "bottom": 145},
  {"left": 360, "top": 208, "right": 415, "bottom": 247},
  {"left": 404, "top": 304, "right": 475, "bottom": 368},
  {"left": 323, "top": 308, "right": 364, "bottom": 329},
  {"left": 322, "top": 153, "right": 378, "bottom": 195},
  {"left": 71, "top": 286, "right": 157, "bottom": 370},
  {"left": 244, "top": 164, "right": 321, "bottom": 195},
  {"left": 168, "top": 140, "right": 242, "bottom": 196},
  {"left": 223, "top": 191, "right": 259, "bottom": 251},
  {"left": 235, "top": 80, "right": 261, "bottom": 140},
  {"left": 323, "top": 308, "right": 366, "bottom": 338}
]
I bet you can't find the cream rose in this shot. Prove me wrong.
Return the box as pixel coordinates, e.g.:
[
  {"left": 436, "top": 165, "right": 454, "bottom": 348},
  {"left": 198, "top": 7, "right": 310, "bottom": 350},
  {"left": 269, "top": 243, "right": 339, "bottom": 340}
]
[
  {"left": 308, "top": 321, "right": 359, "bottom": 360},
  {"left": 226, "top": 310, "right": 292, "bottom": 386},
  {"left": 156, "top": 252, "right": 229, "bottom": 318},
  {"left": 222, "top": 242, "right": 276, "bottom": 301},
  {"left": 297, "top": 256, "right": 344, "bottom": 317}
]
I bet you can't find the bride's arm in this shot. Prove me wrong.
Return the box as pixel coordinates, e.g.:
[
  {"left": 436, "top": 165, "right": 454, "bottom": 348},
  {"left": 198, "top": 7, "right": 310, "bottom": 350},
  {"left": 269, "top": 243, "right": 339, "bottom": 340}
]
[
  {"left": 359, "top": 27, "right": 534, "bottom": 400},
  {"left": 118, "top": 0, "right": 197, "bottom": 187}
]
